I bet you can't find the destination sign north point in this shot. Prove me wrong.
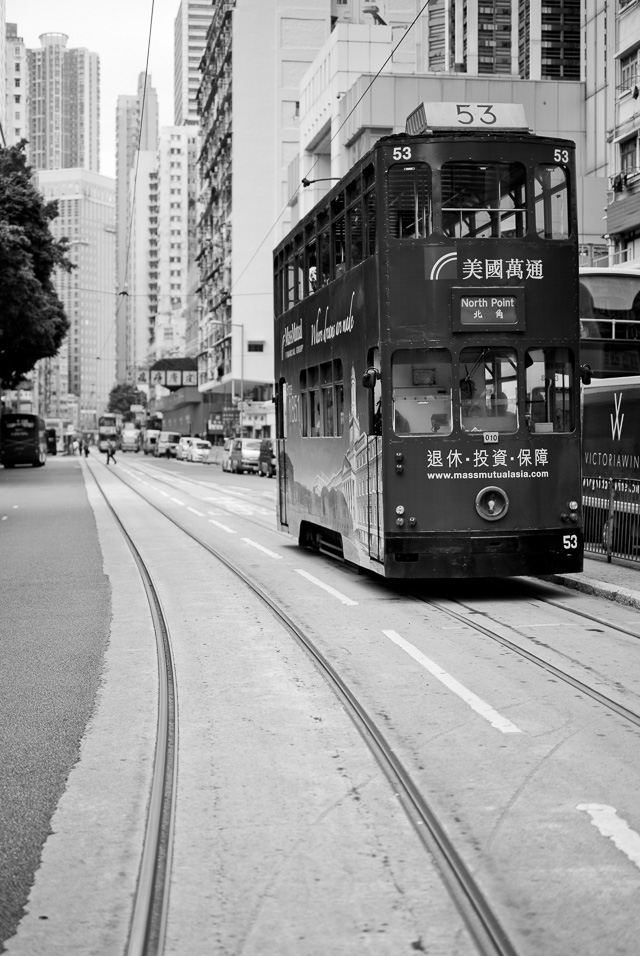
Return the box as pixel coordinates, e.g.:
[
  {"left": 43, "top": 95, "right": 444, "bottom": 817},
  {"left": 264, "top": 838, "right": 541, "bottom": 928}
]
[
  {"left": 460, "top": 295, "right": 517, "bottom": 322},
  {"left": 452, "top": 287, "right": 524, "bottom": 330}
]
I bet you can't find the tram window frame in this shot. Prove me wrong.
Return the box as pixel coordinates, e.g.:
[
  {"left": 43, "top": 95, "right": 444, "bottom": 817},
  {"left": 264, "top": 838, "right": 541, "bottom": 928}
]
[
  {"left": 391, "top": 348, "right": 453, "bottom": 436},
  {"left": 525, "top": 347, "right": 575, "bottom": 433},
  {"left": 300, "top": 360, "right": 344, "bottom": 438},
  {"left": 441, "top": 161, "right": 527, "bottom": 239},
  {"left": 534, "top": 164, "right": 569, "bottom": 240},
  {"left": 317, "top": 210, "right": 330, "bottom": 286},
  {"left": 304, "top": 222, "right": 317, "bottom": 295},
  {"left": 459, "top": 347, "right": 519, "bottom": 434},
  {"left": 285, "top": 244, "right": 296, "bottom": 310},
  {"left": 346, "top": 177, "right": 363, "bottom": 268},
  {"left": 387, "top": 162, "right": 432, "bottom": 239},
  {"left": 278, "top": 162, "right": 377, "bottom": 308},
  {"left": 274, "top": 251, "right": 284, "bottom": 315},
  {"left": 365, "top": 186, "right": 377, "bottom": 257},
  {"left": 348, "top": 197, "right": 364, "bottom": 267},
  {"left": 331, "top": 194, "right": 346, "bottom": 277}
]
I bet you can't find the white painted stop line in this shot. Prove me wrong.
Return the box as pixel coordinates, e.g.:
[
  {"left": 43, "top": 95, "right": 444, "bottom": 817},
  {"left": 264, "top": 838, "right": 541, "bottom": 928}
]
[{"left": 383, "top": 630, "right": 522, "bottom": 734}]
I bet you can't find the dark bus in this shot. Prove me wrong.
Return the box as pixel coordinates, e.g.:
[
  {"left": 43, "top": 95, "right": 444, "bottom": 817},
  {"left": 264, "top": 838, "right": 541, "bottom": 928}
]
[
  {"left": 0, "top": 413, "right": 47, "bottom": 468},
  {"left": 273, "top": 101, "right": 584, "bottom": 578}
]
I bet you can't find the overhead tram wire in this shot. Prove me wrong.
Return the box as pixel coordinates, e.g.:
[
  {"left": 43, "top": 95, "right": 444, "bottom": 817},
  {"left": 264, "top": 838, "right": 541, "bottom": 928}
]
[
  {"left": 228, "top": 0, "right": 433, "bottom": 296},
  {"left": 97, "top": 0, "right": 156, "bottom": 368}
]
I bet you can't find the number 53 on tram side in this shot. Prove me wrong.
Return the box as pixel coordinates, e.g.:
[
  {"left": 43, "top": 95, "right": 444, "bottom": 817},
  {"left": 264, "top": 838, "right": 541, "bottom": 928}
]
[{"left": 273, "top": 102, "right": 585, "bottom": 579}]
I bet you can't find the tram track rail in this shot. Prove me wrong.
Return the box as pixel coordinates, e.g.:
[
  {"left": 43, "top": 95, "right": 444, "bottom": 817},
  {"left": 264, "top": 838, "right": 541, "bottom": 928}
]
[
  {"left": 88, "top": 467, "right": 178, "bottom": 956},
  {"left": 412, "top": 591, "right": 640, "bottom": 729},
  {"left": 87, "top": 457, "right": 519, "bottom": 956}
]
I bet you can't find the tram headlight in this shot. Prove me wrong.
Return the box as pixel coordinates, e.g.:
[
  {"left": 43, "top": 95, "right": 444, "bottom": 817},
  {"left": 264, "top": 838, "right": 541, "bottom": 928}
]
[
  {"left": 475, "top": 486, "right": 509, "bottom": 522},
  {"left": 396, "top": 517, "right": 405, "bottom": 527},
  {"left": 396, "top": 505, "right": 405, "bottom": 515},
  {"left": 561, "top": 500, "right": 580, "bottom": 524}
]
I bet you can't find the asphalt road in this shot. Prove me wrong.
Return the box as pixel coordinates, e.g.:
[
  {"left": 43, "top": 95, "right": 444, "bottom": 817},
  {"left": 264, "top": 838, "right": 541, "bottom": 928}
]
[{"left": 0, "top": 456, "right": 110, "bottom": 950}]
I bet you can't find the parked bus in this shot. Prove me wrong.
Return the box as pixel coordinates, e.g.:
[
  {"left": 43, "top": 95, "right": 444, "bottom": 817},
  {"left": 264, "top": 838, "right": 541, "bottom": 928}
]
[
  {"left": 273, "top": 101, "right": 584, "bottom": 578},
  {"left": 579, "top": 265, "right": 640, "bottom": 378},
  {"left": 577, "top": 267, "right": 640, "bottom": 552},
  {"left": 98, "top": 413, "right": 120, "bottom": 452},
  {"left": 0, "top": 413, "right": 47, "bottom": 467}
]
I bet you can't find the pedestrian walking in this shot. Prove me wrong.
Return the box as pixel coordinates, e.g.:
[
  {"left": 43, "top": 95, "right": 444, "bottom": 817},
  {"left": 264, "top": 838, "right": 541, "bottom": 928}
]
[
  {"left": 106, "top": 439, "right": 117, "bottom": 465},
  {"left": 83, "top": 439, "right": 90, "bottom": 458},
  {"left": 72, "top": 437, "right": 80, "bottom": 455}
]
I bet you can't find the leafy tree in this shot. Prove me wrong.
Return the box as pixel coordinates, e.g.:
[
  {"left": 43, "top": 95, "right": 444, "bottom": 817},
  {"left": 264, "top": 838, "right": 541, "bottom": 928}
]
[
  {"left": 0, "top": 141, "right": 73, "bottom": 389},
  {"left": 108, "top": 383, "right": 146, "bottom": 419}
]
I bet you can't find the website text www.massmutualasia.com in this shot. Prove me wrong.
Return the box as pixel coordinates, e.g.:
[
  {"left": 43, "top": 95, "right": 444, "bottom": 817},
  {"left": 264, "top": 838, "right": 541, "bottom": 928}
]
[{"left": 426, "top": 470, "right": 549, "bottom": 479}]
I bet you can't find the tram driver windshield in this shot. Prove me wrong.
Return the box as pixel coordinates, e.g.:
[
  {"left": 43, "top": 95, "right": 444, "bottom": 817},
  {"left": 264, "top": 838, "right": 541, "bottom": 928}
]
[{"left": 459, "top": 347, "right": 519, "bottom": 433}]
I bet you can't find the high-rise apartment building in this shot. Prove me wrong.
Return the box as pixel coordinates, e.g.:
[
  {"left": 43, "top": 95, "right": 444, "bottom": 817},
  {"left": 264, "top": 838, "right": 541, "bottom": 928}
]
[
  {"left": 37, "top": 169, "right": 115, "bottom": 427},
  {"left": 0, "top": 2, "right": 6, "bottom": 147},
  {"left": 197, "top": 0, "right": 328, "bottom": 438},
  {"left": 5, "top": 24, "right": 27, "bottom": 149},
  {"left": 154, "top": 126, "right": 199, "bottom": 359},
  {"left": 174, "top": 0, "right": 214, "bottom": 126},
  {"left": 125, "top": 126, "right": 198, "bottom": 384},
  {"left": 27, "top": 33, "right": 100, "bottom": 172},
  {"left": 115, "top": 73, "right": 158, "bottom": 383}
]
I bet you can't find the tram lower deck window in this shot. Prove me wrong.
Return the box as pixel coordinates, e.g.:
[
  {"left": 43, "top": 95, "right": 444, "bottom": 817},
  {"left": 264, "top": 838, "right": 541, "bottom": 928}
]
[
  {"left": 300, "top": 360, "right": 344, "bottom": 437},
  {"left": 525, "top": 348, "right": 575, "bottom": 432},
  {"left": 391, "top": 349, "right": 452, "bottom": 435}
]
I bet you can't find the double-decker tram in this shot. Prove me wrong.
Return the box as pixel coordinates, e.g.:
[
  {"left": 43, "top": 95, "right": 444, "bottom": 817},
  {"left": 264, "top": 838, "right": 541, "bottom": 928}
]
[
  {"left": 98, "top": 413, "right": 120, "bottom": 452},
  {"left": 273, "top": 102, "right": 584, "bottom": 578},
  {"left": 0, "top": 413, "right": 47, "bottom": 468}
]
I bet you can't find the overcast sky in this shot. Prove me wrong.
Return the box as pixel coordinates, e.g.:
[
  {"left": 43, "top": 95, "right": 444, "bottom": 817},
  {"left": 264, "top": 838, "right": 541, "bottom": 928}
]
[{"left": 7, "top": 0, "right": 178, "bottom": 178}]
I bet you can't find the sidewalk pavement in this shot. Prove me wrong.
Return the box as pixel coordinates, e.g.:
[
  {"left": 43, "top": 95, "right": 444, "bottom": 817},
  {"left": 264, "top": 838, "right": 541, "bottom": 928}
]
[{"left": 543, "top": 554, "right": 640, "bottom": 611}]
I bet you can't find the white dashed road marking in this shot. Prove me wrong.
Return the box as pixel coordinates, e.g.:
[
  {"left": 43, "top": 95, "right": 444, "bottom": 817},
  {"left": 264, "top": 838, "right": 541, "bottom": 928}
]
[
  {"left": 294, "top": 569, "right": 358, "bottom": 606},
  {"left": 383, "top": 630, "right": 522, "bottom": 734},
  {"left": 578, "top": 804, "right": 640, "bottom": 870}
]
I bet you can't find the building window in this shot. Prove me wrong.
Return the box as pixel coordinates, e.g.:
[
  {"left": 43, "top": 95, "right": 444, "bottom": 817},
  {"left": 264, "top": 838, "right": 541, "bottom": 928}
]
[
  {"left": 621, "top": 49, "right": 640, "bottom": 93},
  {"left": 621, "top": 136, "right": 637, "bottom": 178},
  {"left": 247, "top": 342, "right": 264, "bottom": 352}
]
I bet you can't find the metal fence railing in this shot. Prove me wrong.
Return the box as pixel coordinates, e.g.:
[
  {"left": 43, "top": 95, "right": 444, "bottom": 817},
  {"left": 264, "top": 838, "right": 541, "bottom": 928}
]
[{"left": 583, "top": 477, "right": 640, "bottom": 563}]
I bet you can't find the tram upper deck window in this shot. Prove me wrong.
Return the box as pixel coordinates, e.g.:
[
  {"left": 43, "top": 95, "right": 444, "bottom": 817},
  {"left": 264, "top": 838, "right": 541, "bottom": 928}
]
[
  {"left": 459, "top": 347, "right": 519, "bottom": 433},
  {"left": 391, "top": 349, "right": 452, "bottom": 435},
  {"left": 441, "top": 162, "right": 526, "bottom": 239},
  {"left": 387, "top": 164, "right": 432, "bottom": 238},
  {"left": 534, "top": 165, "right": 569, "bottom": 239},
  {"left": 525, "top": 348, "right": 575, "bottom": 432}
]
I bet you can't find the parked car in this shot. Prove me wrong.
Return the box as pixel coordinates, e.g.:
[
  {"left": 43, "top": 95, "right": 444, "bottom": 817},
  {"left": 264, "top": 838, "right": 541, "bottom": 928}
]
[
  {"left": 228, "top": 438, "right": 261, "bottom": 474},
  {"left": 175, "top": 437, "right": 194, "bottom": 461},
  {"left": 221, "top": 438, "right": 233, "bottom": 472},
  {"left": 143, "top": 429, "right": 160, "bottom": 455},
  {"left": 258, "top": 438, "right": 276, "bottom": 477},
  {"left": 187, "top": 439, "right": 212, "bottom": 463},
  {"left": 155, "top": 431, "right": 182, "bottom": 458}
]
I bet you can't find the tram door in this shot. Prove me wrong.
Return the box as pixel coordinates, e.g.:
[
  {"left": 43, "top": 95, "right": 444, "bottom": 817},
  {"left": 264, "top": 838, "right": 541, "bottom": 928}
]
[
  {"left": 366, "top": 435, "right": 383, "bottom": 561},
  {"left": 277, "top": 378, "right": 288, "bottom": 526},
  {"left": 364, "top": 349, "right": 383, "bottom": 561}
]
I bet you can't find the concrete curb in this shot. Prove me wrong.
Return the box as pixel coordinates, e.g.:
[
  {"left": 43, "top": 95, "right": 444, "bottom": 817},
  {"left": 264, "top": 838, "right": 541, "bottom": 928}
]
[{"left": 539, "top": 573, "right": 640, "bottom": 611}]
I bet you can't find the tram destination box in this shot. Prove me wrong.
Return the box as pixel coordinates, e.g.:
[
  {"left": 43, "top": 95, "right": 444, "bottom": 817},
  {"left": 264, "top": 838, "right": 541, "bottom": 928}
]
[{"left": 451, "top": 287, "right": 525, "bottom": 332}]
